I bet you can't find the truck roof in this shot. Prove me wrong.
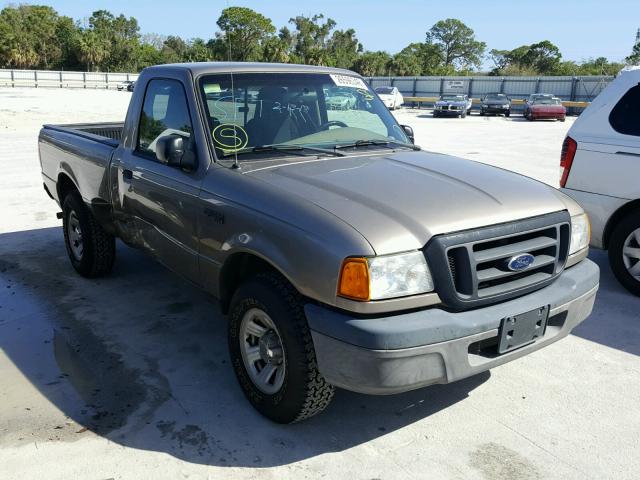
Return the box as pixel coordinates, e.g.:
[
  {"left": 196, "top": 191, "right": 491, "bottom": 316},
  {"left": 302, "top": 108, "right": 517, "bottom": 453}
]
[{"left": 142, "top": 62, "right": 358, "bottom": 77}]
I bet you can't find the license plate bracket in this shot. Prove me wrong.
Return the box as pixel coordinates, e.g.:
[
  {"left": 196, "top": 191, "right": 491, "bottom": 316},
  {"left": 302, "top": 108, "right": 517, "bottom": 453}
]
[{"left": 498, "top": 306, "right": 549, "bottom": 354}]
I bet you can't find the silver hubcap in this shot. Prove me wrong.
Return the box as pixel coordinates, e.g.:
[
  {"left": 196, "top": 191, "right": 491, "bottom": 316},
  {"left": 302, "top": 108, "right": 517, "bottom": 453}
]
[
  {"left": 239, "top": 308, "right": 285, "bottom": 394},
  {"left": 67, "top": 210, "right": 84, "bottom": 261},
  {"left": 622, "top": 227, "right": 640, "bottom": 280}
]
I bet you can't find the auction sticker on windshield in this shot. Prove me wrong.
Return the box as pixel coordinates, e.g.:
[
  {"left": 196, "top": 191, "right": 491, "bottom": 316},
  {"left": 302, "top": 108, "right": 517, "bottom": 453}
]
[{"left": 330, "top": 74, "right": 368, "bottom": 90}]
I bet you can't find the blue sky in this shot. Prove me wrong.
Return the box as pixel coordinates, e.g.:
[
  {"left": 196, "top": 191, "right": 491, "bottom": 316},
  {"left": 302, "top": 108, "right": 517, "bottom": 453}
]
[{"left": 9, "top": 1, "right": 640, "bottom": 62}]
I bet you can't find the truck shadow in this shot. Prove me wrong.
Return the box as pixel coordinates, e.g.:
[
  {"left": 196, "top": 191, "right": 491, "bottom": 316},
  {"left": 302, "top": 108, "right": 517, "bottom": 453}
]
[
  {"left": 2, "top": 227, "right": 636, "bottom": 467},
  {"left": 0, "top": 226, "right": 489, "bottom": 467},
  {"left": 572, "top": 249, "right": 640, "bottom": 356}
]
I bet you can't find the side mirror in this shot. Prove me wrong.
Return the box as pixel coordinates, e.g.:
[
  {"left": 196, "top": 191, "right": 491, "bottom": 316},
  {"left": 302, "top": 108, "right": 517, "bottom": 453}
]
[
  {"left": 401, "top": 125, "right": 415, "bottom": 144},
  {"left": 155, "top": 134, "right": 197, "bottom": 171}
]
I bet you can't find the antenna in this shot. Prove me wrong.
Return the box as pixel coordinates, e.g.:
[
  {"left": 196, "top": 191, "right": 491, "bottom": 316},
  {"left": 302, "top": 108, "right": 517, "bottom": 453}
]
[{"left": 225, "top": 0, "right": 240, "bottom": 169}]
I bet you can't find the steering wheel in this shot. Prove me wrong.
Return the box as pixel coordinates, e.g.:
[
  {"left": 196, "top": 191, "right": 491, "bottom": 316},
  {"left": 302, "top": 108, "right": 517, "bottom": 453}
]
[{"left": 319, "top": 120, "right": 348, "bottom": 130}]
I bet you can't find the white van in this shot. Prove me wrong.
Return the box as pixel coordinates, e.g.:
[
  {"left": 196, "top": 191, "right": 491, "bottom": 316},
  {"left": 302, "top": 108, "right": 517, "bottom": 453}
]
[{"left": 560, "top": 67, "right": 640, "bottom": 295}]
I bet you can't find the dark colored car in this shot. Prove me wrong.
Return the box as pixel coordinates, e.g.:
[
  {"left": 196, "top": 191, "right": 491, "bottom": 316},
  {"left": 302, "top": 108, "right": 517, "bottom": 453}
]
[
  {"left": 525, "top": 96, "right": 566, "bottom": 122},
  {"left": 480, "top": 93, "right": 511, "bottom": 117},
  {"left": 127, "top": 81, "right": 135, "bottom": 92}
]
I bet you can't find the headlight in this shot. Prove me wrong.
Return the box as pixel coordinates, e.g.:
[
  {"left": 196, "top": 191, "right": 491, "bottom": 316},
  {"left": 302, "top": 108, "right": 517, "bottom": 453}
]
[
  {"left": 569, "top": 213, "right": 590, "bottom": 255},
  {"left": 338, "top": 252, "right": 434, "bottom": 301}
]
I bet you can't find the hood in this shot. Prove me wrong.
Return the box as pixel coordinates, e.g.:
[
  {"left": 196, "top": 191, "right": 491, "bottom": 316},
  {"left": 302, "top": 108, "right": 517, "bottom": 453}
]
[
  {"left": 243, "top": 151, "right": 572, "bottom": 255},
  {"left": 436, "top": 100, "right": 466, "bottom": 106},
  {"left": 531, "top": 104, "right": 565, "bottom": 112},
  {"left": 377, "top": 94, "right": 394, "bottom": 100}
]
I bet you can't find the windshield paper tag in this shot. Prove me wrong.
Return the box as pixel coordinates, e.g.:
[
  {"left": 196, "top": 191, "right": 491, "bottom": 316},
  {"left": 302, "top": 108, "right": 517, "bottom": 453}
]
[{"left": 330, "top": 74, "right": 368, "bottom": 90}]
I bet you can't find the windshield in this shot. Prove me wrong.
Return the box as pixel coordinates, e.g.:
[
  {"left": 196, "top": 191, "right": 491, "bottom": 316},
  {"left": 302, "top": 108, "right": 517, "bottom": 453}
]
[
  {"left": 485, "top": 94, "right": 506, "bottom": 101},
  {"left": 441, "top": 95, "right": 465, "bottom": 101},
  {"left": 375, "top": 87, "right": 394, "bottom": 94},
  {"left": 198, "top": 72, "right": 410, "bottom": 160}
]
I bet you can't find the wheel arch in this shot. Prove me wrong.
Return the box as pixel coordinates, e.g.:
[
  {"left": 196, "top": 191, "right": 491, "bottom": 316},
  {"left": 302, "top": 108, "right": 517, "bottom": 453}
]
[
  {"left": 603, "top": 199, "right": 640, "bottom": 249},
  {"left": 56, "top": 172, "right": 79, "bottom": 204},
  {"left": 218, "top": 251, "right": 295, "bottom": 314}
]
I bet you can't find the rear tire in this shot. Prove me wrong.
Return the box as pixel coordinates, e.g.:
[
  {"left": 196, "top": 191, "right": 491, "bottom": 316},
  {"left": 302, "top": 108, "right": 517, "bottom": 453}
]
[
  {"left": 228, "top": 272, "right": 335, "bottom": 423},
  {"left": 608, "top": 212, "right": 640, "bottom": 296},
  {"left": 62, "top": 191, "right": 115, "bottom": 278}
]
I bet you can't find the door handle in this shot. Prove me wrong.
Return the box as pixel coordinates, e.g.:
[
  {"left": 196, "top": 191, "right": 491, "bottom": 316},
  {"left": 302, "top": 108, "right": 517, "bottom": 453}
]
[{"left": 122, "top": 169, "right": 133, "bottom": 182}]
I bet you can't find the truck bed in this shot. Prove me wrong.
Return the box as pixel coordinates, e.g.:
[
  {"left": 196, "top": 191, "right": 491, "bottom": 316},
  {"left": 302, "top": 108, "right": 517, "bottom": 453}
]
[
  {"left": 41, "top": 122, "right": 124, "bottom": 146},
  {"left": 39, "top": 122, "right": 124, "bottom": 208}
]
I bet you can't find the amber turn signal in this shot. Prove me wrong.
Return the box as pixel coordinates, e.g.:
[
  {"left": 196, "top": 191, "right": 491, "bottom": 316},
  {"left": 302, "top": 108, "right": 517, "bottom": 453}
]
[{"left": 338, "top": 258, "right": 370, "bottom": 301}]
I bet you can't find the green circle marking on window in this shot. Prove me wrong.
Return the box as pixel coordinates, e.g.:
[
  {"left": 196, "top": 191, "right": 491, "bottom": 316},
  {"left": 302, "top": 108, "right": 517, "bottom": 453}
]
[{"left": 212, "top": 124, "right": 249, "bottom": 153}]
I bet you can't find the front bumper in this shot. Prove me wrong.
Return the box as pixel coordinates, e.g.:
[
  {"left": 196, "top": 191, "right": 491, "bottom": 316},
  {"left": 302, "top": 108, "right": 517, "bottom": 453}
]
[
  {"left": 434, "top": 107, "right": 463, "bottom": 116},
  {"left": 482, "top": 105, "right": 510, "bottom": 113},
  {"left": 306, "top": 259, "right": 599, "bottom": 395},
  {"left": 531, "top": 111, "right": 565, "bottom": 120}
]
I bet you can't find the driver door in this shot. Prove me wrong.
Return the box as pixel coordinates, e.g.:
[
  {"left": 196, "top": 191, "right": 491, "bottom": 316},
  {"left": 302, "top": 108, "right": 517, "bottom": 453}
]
[{"left": 111, "top": 78, "right": 202, "bottom": 284}]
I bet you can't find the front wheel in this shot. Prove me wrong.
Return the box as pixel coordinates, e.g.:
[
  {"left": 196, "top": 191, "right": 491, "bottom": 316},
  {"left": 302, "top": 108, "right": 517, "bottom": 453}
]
[
  {"left": 228, "top": 273, "right": 335, "bottom": 423},
  {"left": 608, "top": 213, "right": 640, "bottom": 296},
  {"left": 62, "top": 191, "right": 115, "bottom": 277},
  {"left": 505, "top": 110, "right": 511, "bottom": 117}
]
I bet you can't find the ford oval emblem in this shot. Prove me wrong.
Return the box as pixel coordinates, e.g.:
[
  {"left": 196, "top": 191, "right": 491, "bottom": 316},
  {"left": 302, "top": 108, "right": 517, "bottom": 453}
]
[{"left": 507, "top": 253, "right": 535, "bottom": 272}]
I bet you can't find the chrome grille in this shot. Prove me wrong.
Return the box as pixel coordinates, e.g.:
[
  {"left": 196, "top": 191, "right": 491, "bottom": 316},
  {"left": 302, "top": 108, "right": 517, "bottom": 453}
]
[{"left": 425, "top": 212, "right": 571, "bottom": 310}]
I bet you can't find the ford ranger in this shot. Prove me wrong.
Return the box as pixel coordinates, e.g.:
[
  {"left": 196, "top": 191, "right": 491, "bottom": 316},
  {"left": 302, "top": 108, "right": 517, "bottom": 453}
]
[{"left": 39, "top": 62, "right": 599, "bottom": 424}]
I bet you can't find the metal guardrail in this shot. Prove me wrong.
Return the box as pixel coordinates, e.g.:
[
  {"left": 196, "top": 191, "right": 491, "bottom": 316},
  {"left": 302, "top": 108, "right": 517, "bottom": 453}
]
[
  {"left": 370, "top": 75, "right": 612, "bottom": 112},
  {"left": 403, "top": 96, "right": 591, "bottom": 109},
  {"left": 0, "top": 69, "right": 139, "bottom": 89}
]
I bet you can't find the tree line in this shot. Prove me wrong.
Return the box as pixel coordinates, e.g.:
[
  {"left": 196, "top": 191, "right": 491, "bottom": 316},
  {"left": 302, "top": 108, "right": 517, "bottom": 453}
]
[{"left": 0, "top": 5, "right": 635, "bottom": 76}]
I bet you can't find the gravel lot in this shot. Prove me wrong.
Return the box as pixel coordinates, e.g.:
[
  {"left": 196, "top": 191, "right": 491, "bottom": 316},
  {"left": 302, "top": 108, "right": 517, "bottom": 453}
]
[{"left": 0, "top": 88, "right": 638, "bottom": 480}]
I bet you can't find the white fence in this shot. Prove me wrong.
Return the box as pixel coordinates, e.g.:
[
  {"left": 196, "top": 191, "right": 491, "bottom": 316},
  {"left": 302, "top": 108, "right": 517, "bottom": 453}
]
[{"left": 0, "top": 69, "right": 139, "bottom": 89}]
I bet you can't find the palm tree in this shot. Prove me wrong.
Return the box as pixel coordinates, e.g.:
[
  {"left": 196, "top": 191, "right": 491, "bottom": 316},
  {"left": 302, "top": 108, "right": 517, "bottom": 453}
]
[{"left": 78, "top": 30, "right": 108, "bottom": 71}]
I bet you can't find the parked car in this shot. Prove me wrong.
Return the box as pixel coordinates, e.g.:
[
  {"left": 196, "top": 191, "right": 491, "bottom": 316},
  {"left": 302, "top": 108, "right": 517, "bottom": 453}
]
[
  {"left": 117, "top": 80, "right": 134, "bottom": 91},
  {"left": 480, "top": 93, "right": 511, "bottom": 116},
  {"left": 325, "top": 87, "right": 357, "bottom": 110},
  {"left": 524, "top": 96, "right": 566, "bottom": 121},
  {"left": 433, "top": 94, "right": 472, "bottom": 118},
  {"left": 523, "top": 93, "right": 554, "bottom": 117},
  {"left": 39, "top": 62, "right": 598, "bottom": 423},
  {"left": 374, "top": 86, "right": 404, "bottom": 110},
  {"left": 560, "top": 67, "right": 640, "bottom": 295}
]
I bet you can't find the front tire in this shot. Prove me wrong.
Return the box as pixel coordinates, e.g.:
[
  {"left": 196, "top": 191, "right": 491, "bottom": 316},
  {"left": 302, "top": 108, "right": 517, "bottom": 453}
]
[
  {"left": 608, "top": 213, "right": 640, "bottom": 296},
  {"left": 62, "top": 191, "right": 115, "bottom": 278},
  {"left": 228, "top": 273, "right": 335, "bottom": 423}
]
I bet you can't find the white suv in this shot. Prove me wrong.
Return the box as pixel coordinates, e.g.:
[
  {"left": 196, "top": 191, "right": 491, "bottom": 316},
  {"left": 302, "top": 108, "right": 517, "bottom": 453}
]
[{"left": 560, "top": 67, "right": 640, "bottom": 295}]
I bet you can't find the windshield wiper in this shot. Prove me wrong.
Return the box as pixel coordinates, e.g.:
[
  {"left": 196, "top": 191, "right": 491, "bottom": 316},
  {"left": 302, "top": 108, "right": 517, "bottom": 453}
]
[
  {"left": 222, "top": 144, "right": 345, "bottom": 158},
  {"left": 334, "top": 139, "right": 420, "bottom": 151}
]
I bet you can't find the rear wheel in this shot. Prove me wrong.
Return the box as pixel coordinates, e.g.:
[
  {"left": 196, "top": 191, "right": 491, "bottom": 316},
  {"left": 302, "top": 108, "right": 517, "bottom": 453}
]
[
  {"left": 228, "top": 273, "right": 335, "bottom": 423},
  {"left": 62, "top": 191, "right": 115, "bottom": 277},
  {"left": 608, "top": 213, "right": 640, "bottom": 296}
]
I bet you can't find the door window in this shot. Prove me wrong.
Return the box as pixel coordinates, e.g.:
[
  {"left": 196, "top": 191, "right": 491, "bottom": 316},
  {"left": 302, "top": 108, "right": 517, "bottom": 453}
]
[
  {"left": 609, "top": 84, "right": 640, "bottom": 136},
  {"left": 137, "top": 79, "right": 194, "bottom": 159}
]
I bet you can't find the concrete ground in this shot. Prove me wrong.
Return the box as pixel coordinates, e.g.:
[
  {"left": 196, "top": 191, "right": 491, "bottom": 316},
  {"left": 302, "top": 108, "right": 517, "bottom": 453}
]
[{"left": 0, "top": 88, "right": 638, "bottom": 480}]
